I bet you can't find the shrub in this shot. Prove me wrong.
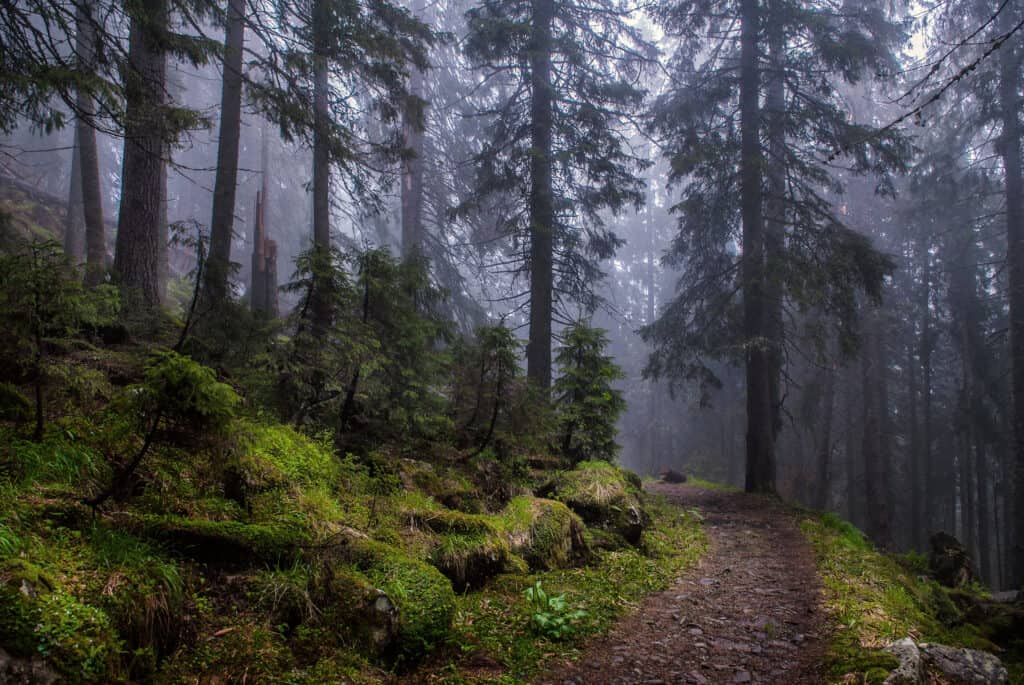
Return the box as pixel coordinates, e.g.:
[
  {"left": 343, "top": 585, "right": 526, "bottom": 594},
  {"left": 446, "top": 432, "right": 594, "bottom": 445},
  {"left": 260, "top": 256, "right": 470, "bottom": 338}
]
[{"left": 134, "top": 351, "right": 239, "bottom": 434}]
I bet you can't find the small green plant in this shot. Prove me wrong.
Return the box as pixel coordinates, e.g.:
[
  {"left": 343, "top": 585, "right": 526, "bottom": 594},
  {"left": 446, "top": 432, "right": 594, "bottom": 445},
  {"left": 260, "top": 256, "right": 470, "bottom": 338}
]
[{"left": 523, "top": 581, "right": 586, "bottom": 640}]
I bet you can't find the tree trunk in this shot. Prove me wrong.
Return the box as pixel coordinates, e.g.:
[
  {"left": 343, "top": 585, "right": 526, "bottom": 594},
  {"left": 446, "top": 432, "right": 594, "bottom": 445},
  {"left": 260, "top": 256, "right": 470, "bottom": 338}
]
[
  {"left": 77, "top": 3, "right": 106, "bottom": 288},
  {"left": 921, "top": 250, "right": 935, "bottom": 540},
  {"left": 817, "top": 358, "right": 835, "bottom": 510},
  {"left": 739, "top": 0, "right": 773, "bottom": 493},
  {"left": 205, "top": 0, "right": 246, "bottom": 303},
  {"left": 907, "top": 273, "right": 922, "bottom": 548},
  {"left": 401, "top": 66, "right": 425, "bottom": 259},
  {"left": 764, "top": 2, "right": 785, "bottom": 444},
  {"left": 862, "top": 307, "right": 891, "bottom": 547},
  {"left": 311, "top": 0, "right": 332, "bottom": 334},
  {"left": 526, "top": 0, "right": 555, "bottom": 391},
  {"left": 65, "top": 126, "right": 85, "bottom": 262},
  {"left": 1000, "top": 15, "right": 1024, "bottom": 588},
  {"left": 114, "top": 0, "right": 168, "bottom": 307}
]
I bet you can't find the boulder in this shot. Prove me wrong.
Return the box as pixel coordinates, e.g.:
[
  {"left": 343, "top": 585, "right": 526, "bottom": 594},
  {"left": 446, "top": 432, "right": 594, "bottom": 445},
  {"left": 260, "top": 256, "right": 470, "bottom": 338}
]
[
  {"left": 920, "top": 642, "right": 1008, "bottom": 685},
  {"left": 882, "top": 638, "right": 1008, "bottom": 685},
  {"left": 883, "top": 638, "right": 922, "bottom": 685},
  {"left": 541, "top": 461, "right": 649, "bottom": 546},
  {"left": 499, "top": 496, "right": 589, "bottom": 570},
  {"left": 928, "top": 531, "right": 974, "bottom": 588},
  {"left": 660, "top": 469, "right": 687, "bottom": 484},
  {"left": 328, "top": 534, "right": 456, "bottom": 659},
  {"left": 408, "top": 508, "right": 516, "bottom": 591}
]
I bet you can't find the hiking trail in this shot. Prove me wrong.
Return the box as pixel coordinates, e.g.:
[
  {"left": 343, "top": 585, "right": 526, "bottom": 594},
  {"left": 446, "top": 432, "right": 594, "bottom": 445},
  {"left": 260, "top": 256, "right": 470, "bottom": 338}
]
[{"left": 537, "top": 482, "right": 828, "bottom": 685}]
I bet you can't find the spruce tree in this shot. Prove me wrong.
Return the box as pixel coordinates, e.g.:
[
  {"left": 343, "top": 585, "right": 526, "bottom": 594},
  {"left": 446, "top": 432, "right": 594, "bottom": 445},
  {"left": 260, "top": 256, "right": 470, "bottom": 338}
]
[
  {"left": 462, "top": 0, "right": 655, "bottom": 389},
  {"left": 643, "top": 0, "right": 910, "bottom": 492}
]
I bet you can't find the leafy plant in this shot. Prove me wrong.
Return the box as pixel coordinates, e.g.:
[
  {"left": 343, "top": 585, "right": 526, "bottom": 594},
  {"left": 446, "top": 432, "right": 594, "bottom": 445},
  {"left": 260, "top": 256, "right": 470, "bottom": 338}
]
[{"left": 523, "top": 581, "right": 586, "bottom": 640}]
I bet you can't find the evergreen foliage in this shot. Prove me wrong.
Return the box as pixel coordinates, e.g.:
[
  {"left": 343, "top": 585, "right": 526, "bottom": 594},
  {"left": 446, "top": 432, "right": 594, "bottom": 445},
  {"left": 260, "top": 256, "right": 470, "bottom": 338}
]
[
  {"left": 553, "top": 323, "right": 626, "bottom": 464},
  {"left": 0, "top": 238, "right": 118, "bottom": 440}
]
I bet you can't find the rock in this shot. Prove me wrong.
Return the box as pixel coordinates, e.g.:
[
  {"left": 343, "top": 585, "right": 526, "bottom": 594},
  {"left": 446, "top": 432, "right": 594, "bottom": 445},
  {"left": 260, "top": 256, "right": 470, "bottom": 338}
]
[
  {"left": 0, "top": 647, "right": 61, "bottom": 685},
  {"left": 500, "top": 497, "right": 589, "bottom": 570},
  {"left": 920, "top": 642, "right": 1008, "bottom": 685},
  {"left": 539, "top": 461, "right": 649, "bottom": 547},
  {"left": 660, "top": 469, "right": 687, "bottom": 483},
  {"left": 883, "top": 638, "right": 922, "bottom": 685},
  {"left": 928, "top": 531, "right": 974, "bottom": 588}
]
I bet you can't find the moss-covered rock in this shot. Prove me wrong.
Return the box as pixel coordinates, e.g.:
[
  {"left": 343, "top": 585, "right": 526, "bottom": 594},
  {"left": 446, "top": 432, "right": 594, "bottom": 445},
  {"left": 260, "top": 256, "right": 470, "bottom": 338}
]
[
  {"left": 542, "top": 461, "right": 648, "bottom": 546},
  {"left": 498, "top": 496, "right": 588, "bottom": 570},
  {"left": 329, "top": 535, "right": 456, "bottom": 660},
  {"left": 406, "top": 506, "right": 517, "bottom": 590},
  {"left": 399, "top": 458, "right": 483, "bottom": 513},
  {"left": 122, "top": 514, "right": 307, "bottom": 567},
  {"left": 0, "top": 559, "right": 122, "bottom": 684}
]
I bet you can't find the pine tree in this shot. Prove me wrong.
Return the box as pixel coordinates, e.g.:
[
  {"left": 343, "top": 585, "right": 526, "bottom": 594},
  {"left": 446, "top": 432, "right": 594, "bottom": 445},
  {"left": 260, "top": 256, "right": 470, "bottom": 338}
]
[
  {"left": 462, "top": 0, "right": 655, "bottom": 389},
  {"left": 553, "top": 322, "right": 627, "bottom": 464},
  {"left": 642, "top": 0, "right": 909, "bottom": 492}
]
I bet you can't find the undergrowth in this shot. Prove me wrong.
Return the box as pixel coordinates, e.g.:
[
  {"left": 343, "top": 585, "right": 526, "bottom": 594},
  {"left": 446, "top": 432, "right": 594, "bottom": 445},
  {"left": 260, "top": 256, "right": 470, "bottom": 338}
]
[{"left": 801, "top": 511, "right": 1003, "bottom": 685}]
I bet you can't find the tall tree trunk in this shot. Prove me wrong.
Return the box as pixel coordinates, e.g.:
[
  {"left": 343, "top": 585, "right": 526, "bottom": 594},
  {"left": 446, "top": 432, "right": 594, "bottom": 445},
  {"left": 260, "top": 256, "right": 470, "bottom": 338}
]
[
  {"left": 1000, "top": 15, "right": 1024, "bottom": 587},
  {"left": 526, "top": 0, "right": 555, "bottom": 391},
  {"left": 401, "top": 66, "right": 425, "bottom": 259},
  {"left": 764, "top": 1, "right": 785, "bottom": 444},
  {"left": 862, "top": 307, "right": 891, "bottom": 546},
  {"left": 114, "top": 0, "right": 168, "bottom": 307},
  {"left": 65, "top": 127, "right": 85, "bottom": 262},
  {"left": 311, "top": 0, "right": 332, "bottom": 334},
  {"left": 907, "top": 269, "right": 922, "bottom": 548},
  {"left": 817, "top": 357, "right": 835, "bottom": 510},
  {"left": 921, "top": 249, "right": 935, "bottom": 541},
  {"left": 77, "top": 3, "right": 106, "bottom": 287},
  {"left": 739, "top": 0, "right": 773, "bottom": 492},
  {"left": 205, "top": 0, "right": 246, "bottom": 303}
]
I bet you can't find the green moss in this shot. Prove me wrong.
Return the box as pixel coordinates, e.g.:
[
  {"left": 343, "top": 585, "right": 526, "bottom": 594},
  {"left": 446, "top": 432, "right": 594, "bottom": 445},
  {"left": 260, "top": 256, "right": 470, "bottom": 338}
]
[
  {"left": 496, "top": 497, "right": 588, "bottom": 571},
  {"left": 337, "top": 536, "right": 457, "bottom": 660},
  {"left": 424, "top": 491, "right": 706, "bottom": 683},
  {"left": 0, "top": 559, "right": 123, "bottom": 684},
  {"left": 802, "top": 511, "right": 997, "bottom": 684},
  {"left": 545, "top": 461, "right": 647, "bottom": 546},
  {"left": 129, "top": 514, "right": 307, "bottom": 566}
]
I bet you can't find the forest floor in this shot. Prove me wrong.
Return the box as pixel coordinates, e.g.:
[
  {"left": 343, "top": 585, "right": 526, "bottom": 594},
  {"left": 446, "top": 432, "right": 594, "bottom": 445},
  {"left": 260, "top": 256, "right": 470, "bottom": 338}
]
[{"left": 537, "top": 482, "right": 827, "bottom": 685}]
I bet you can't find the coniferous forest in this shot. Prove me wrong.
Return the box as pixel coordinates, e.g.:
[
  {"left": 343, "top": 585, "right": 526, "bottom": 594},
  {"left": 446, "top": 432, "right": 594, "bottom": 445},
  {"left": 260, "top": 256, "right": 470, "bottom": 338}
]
[{"left": 2, "top": 0, "right": 1024, "bottom": 683}]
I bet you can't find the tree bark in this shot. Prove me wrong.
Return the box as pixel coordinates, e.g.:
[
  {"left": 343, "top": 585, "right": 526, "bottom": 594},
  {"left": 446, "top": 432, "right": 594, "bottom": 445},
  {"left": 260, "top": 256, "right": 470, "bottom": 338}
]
[
  {"left": 997, "top": 17, "right": 1024, "bottom": 585},
  {"left": 401, "top": 65, "right": 425, "bottom": 259},
  {"left": 526, "top": 0, "right": 555, "bottom": 391},
  {"left": 65, "top": 126, "right": 85, "bottom": 262},
  {"left": 764, "top": 1, "right": 785, "bottom": 444},
  {"left": 311, "top": 0, "right": 332, "bottom": 334},
  {"left": 76, "top": 3, "right": 106, "bottom": 287},
  {"left": 205, "top": 0, "right": 246, "bottom": 303},
  {"left": 862, "top": 306, "right": 891, "bottom": 547},
  {"left": 739, "top": 0, "right": 773, "bottom": 492},
  {"left": 114, "top": 0, "right": 168, "bottom": 307}
]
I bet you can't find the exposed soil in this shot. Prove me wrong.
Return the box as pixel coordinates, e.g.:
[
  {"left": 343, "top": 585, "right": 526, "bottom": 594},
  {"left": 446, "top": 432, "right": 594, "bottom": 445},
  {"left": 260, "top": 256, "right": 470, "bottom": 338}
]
[{"left": 535, "top": 482, "right": 828, "bottom": 685}]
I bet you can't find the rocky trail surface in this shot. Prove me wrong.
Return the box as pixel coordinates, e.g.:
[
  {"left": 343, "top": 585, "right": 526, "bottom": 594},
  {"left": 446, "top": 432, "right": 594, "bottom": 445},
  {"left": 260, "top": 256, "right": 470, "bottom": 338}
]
[{"left": 537, "top": 482, "right": 828, "bottom": 685}]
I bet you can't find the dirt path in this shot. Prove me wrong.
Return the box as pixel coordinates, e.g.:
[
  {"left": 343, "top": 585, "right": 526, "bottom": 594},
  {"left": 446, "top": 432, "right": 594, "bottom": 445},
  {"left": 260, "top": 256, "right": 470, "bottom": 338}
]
[{"left": 536, "top": 483, "right": 828, "bottom": 685}]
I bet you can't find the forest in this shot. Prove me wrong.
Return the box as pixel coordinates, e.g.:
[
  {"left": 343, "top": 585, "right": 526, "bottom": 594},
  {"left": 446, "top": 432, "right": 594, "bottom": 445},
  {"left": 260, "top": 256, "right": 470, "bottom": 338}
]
[{"left": 1, "top": 0, "right": 1024, "bottom": 683}]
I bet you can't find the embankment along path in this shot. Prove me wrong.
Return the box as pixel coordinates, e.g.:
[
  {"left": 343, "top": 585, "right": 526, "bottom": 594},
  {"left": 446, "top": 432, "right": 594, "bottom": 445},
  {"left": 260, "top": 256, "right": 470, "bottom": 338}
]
[{"left": 538, "top": 482, "right": 828, "bottom": 685}]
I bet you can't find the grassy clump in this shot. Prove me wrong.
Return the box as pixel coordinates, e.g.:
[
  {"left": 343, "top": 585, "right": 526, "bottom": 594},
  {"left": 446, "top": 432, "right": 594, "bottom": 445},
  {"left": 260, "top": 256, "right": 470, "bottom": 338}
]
[
  {"left": 545, "top": 460, "right": 648, "bottom": 546},
  {"left": 801, "top": 511, "right": 996, "bottom": 684}
]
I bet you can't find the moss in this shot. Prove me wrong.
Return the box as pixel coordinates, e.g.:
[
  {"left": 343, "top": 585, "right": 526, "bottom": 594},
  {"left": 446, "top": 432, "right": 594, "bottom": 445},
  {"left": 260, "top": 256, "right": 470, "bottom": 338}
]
[
  {"left": 127, "top": 514, "right": 307, "bottom": 566},
  {"left": 431, "top": 530, "right": 514, "bottom": 591},
  {"left": 334, "top": 536, "right": 456, "bottom": 660},
  {"left": 802, "top": 510, "right": 997, "bottom": 684},
  {"left": 0, "top": 559, "right": 122, "bottom": 684},
  {"left": 544, "top": 461, "right": 648, "bottom": 546},
  {"left": 496, "top": 496, "right": 588, "bottom": 571},
  {"left": 155, "top": 620, "right": 293, "bottom": 685}
]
